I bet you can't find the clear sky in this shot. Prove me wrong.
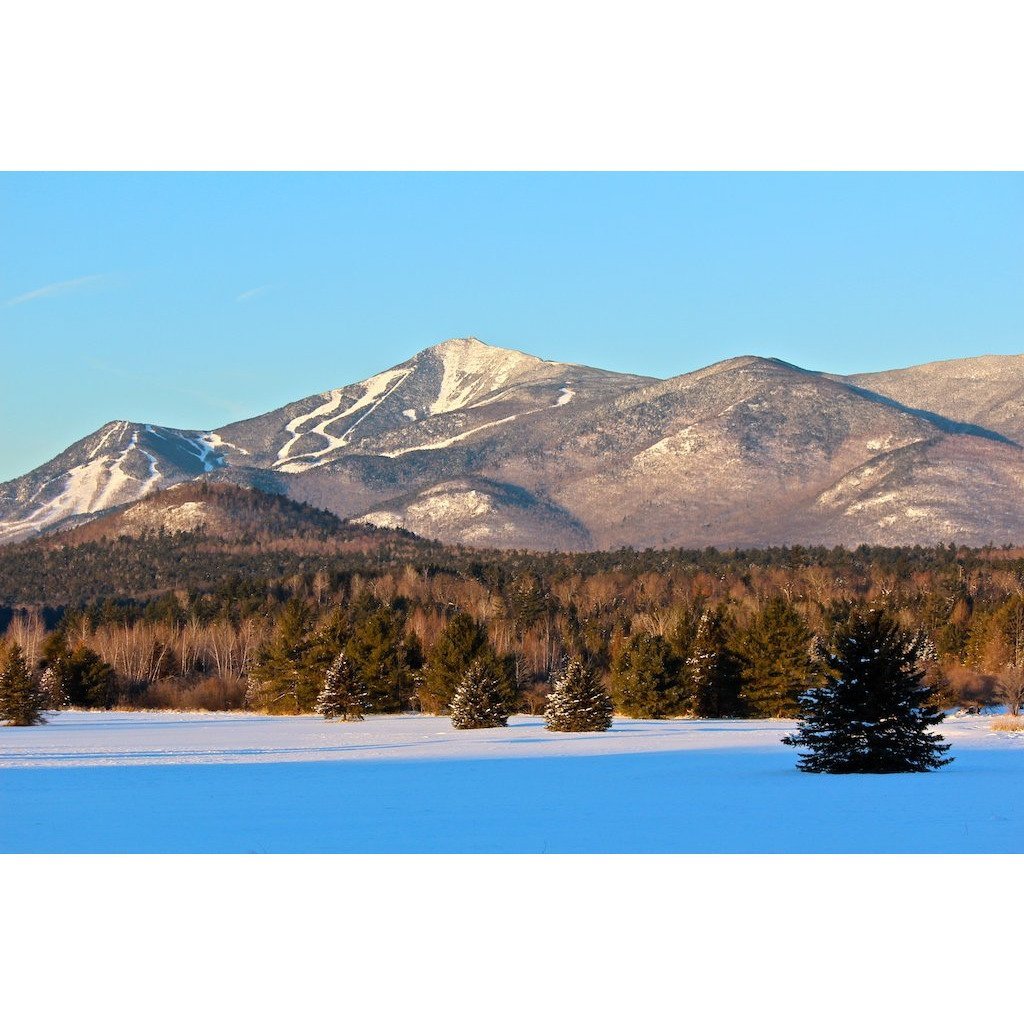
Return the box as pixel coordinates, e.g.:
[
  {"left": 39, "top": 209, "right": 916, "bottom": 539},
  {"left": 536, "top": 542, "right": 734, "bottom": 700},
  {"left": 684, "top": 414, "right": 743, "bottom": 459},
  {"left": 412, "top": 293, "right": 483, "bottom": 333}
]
[{"left": 2, "top": 172, "right": 1021, "bottom": 481}]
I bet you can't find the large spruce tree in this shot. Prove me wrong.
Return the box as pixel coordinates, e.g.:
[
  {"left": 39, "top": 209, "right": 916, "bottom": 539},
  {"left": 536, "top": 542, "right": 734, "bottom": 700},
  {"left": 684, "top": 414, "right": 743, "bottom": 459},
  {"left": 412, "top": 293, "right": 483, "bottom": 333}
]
[
  {"left": 344, "top": 602, "right": 418, "bottom": 712},
  {"left": 544, "top": 658, "right": 614, "bottom": 732},
  {"left": 735, "top": 596, "right": 815, "bottom": 718},
  {"left": 0, "top": 642, "right": 49, "bottom": 726},
  {"left": 782, "top": 609, "right": 953, "bottom": 773},
  {"left": 315, "top": 653, "right": 368, "bottom": 721},
  {"left": 450, "top": 659, "right": 509, "bottom": 729},
  {"left": 246, "top": 599, "right": 319, "bottom": 714},
  {"left": 609, "top": 633, "right": 683, "bottom": 718}
]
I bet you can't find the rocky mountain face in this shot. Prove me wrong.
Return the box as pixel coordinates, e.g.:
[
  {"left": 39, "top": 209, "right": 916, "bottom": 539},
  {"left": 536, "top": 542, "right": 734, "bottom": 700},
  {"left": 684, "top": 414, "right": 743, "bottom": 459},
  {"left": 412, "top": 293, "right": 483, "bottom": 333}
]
[{"left": 3, "top": 338, "right": 1023, "bottom": 550}]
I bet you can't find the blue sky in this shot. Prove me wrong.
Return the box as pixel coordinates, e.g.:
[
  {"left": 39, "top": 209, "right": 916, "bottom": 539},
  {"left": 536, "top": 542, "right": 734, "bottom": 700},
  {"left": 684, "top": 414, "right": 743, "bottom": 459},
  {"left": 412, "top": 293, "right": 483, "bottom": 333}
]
[{"left": 2, "top": 172, "right": 1021, "bottom": 481}]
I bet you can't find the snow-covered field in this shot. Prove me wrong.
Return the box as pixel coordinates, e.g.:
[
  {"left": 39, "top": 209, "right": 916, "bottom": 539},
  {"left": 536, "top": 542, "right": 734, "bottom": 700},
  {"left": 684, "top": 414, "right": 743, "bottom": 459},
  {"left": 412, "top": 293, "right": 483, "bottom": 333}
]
[{"left": 2, "top": 711, "right": 1021, "bottom": 852}]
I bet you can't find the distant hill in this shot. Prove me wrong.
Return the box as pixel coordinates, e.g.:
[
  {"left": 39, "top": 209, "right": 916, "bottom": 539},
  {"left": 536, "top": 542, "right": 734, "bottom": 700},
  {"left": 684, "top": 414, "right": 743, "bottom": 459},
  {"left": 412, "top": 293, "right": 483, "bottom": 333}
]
[
  {"left": 52, "top": 480, "right": 349, "bottom": 544},
  {"left": 0, "top": 482, "right": 435, "bottom": 606}
]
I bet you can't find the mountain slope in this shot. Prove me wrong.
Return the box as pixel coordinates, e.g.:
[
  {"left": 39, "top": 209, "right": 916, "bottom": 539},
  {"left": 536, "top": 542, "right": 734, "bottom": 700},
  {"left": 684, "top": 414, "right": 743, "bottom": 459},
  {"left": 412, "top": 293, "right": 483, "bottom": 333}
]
[
  {"left": 808, "top": 434, "right": 1024, "bottom": 546},
  {"left": 473, "top": 356, "right": 962, "bottom": 548},
  {"left": 844, "top": 354, "right": 1024, "bottom": 444},
  {"left": 354, "top": 476, "right": 593, "bottom": 549}
]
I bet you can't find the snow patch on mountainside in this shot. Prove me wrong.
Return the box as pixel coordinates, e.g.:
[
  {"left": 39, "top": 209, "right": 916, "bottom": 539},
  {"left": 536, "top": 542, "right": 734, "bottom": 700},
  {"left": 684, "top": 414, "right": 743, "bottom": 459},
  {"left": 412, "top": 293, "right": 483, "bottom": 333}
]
[
  {"left": 86, "top": 421, "right": 129, "bottom": 459},
  {"left": 381, "top": 415, "right": 521, "bottom": 458},
  {"left": 425, "top": 337, "right": 558, "bottom": 416},
  {"left": 275, "top": 390, "right": 346, "bottom": 464},
  {"left": 357, "top": 484, "right": 517, "bottom": 543},
  {"left": 202, "top": 432, "right": 250, "bottom": 456},
  {"left": 865, "top": 435, "right": 902, "bottom": 452},
  {"left": 635, "top": 427, "right": 704, "bottom": 463},
  {"left": 382, "top": 378, "right": 580, "bottom": 458},
  {"left": 361, "top": 485, "right": 497, "bottom": 525}
]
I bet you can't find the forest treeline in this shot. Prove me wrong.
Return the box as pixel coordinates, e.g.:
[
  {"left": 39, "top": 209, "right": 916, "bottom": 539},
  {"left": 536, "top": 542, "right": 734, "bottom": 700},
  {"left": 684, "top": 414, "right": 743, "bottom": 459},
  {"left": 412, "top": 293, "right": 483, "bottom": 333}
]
[{"left": 4, "top": 534, "right": 1024, "bottom": 716}]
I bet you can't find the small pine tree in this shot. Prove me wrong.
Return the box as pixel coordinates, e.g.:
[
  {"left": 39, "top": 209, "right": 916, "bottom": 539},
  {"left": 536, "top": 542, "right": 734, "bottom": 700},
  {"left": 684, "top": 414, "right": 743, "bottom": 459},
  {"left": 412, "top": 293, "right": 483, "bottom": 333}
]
[
  {"left": 782, "top": 609, "right": 953, "bottom": 774},
  {"left": 544, "top": 658, "right": 613, "bottom": 732},
  {"left": 315, "top": 653, "right": 368, "bottom": 721},
  {"left": 450, "top": 659, "right": 509, "bottom": 729},
  {"left": 39, "top": 665, "right": 64, "bottom": 709},
  {"left": 0, "top": 643, "right": 49, "bottom": 727}
]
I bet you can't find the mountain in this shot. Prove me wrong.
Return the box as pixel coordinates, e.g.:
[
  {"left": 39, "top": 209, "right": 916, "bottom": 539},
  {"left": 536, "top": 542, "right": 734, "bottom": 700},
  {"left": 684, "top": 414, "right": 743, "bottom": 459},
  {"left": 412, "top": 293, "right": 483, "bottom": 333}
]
[{"left": 2, "top": 338, "right": 1023, "bottom": 550}]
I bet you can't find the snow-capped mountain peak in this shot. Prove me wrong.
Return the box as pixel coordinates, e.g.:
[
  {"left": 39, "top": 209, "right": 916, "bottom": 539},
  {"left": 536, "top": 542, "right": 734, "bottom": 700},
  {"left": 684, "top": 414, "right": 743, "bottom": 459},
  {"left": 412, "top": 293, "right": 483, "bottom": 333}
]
[{"left": 416, "top": 336, "right": 568, "bottom": 415}]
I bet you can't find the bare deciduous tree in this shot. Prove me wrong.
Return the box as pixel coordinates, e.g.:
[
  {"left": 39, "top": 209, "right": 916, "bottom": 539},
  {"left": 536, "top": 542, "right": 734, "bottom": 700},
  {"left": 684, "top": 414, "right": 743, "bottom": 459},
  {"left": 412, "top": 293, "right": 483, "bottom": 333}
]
[{"left": 995, "top": 664, "right": 1024, "bottom": 716}]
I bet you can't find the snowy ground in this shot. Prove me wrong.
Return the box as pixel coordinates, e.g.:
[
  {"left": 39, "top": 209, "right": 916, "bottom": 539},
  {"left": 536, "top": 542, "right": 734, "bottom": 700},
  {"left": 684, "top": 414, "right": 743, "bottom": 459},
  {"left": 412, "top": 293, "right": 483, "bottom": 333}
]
[{"left": 2, "top": 711, "right": 1022, "bottom": 852}]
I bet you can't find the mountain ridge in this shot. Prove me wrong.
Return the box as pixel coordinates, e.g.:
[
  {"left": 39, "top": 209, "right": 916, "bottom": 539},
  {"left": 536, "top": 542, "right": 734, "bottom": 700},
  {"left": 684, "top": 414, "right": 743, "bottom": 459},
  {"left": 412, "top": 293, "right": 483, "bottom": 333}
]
[{"left": 3, "top": 338, "right": 1023, "bottom": 550}]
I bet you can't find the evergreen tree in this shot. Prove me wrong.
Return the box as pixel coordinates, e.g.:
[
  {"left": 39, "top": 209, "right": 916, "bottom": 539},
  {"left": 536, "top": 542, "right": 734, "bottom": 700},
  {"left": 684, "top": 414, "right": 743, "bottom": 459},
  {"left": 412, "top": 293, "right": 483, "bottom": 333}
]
[
  {"left": 420, "top": 612, "right": 514, "bottom": 714},
  {"left": 40, "top": 665, "right": 64, "bottom": 709},
  {"left": 735, "top": 596, "right": 815, "bottom": 718},
  {"left": 609, "top": 633, "right": 683, "bottom": 718},
  {"left": 666, "top": 602, "right": 702, "bottom": 665},
  {"left": 305, "top": 606, "right": 352, "bottom": 675},
  {"left": 450, "top": 659, "right": 509, "bottom": 729},
  {"left": 0, "top": 642, "right": 49, "bottom": 726},
  {"left": 46, "top": 645, "right": 117, "bottom": 709},
  {"left": 344, "top": 602, "right": 417, "bottom": 712},
  {"left": 782, "top": 609, "right": 953, "bottom": 773},
  {"left": 544, "top": 658, "right": 613, "bottom": 732},
  {"left": 246, "top": 599, "right": 319, "bottom": 714},
  {"left": 686, "top": 607, "right": 744, "bottom": 718},
  {"left": 315, "top": 653, "right": 368, "bottom": 721}
]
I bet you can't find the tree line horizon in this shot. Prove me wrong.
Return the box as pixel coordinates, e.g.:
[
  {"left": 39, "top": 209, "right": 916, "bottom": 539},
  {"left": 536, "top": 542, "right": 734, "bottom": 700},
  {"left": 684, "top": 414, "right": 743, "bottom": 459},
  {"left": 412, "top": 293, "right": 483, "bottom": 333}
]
[{"left": 3, "top": 533, "right": 1024, "bottom": 718}]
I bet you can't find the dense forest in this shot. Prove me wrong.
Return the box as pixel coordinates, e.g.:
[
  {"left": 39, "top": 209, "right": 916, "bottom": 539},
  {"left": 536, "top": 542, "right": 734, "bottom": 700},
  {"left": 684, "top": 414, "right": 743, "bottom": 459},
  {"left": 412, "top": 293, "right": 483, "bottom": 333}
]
[{"left": 4, "top": 506, "right": 1024, "bottom": 716}]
